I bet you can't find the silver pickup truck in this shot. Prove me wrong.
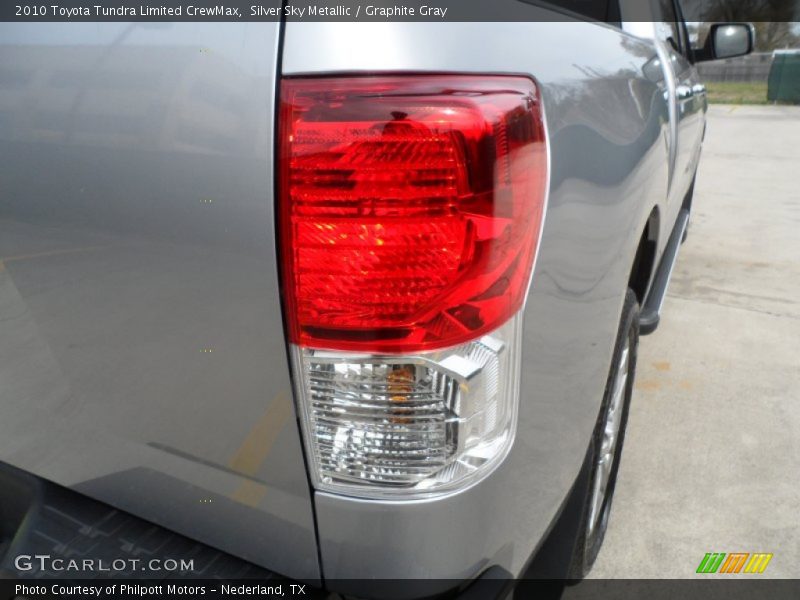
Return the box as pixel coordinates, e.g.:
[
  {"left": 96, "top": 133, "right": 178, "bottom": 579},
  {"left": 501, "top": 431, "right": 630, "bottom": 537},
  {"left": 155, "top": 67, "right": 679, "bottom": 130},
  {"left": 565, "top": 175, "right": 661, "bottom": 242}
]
[{"left": 0, "top": 1, "right": 753, "bottom": 595}]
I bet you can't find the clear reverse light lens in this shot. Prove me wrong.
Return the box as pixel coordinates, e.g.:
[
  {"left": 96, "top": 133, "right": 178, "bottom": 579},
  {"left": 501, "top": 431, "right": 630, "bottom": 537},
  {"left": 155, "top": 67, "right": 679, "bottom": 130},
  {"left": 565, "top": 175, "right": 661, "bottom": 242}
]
[{"left": 291, "top": 315, "right": 521, "bottom": 498}]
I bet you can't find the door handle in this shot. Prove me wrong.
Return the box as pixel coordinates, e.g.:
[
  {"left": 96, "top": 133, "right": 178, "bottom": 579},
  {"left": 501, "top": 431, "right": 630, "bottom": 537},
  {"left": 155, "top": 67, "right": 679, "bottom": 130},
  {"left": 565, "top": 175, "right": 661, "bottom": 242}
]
[
  {"left": 692, "top": 84, "right": 707, "bottom": 95},
  {"left": 676, "top": 85, "right": 694, "bottom": 100}
]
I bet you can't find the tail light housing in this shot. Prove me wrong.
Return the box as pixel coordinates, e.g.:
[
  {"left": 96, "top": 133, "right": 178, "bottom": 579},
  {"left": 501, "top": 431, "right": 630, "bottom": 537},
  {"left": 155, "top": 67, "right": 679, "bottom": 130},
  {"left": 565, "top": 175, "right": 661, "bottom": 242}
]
[{"left": 279, "top": 75, "right": 547, "bottom": 497}]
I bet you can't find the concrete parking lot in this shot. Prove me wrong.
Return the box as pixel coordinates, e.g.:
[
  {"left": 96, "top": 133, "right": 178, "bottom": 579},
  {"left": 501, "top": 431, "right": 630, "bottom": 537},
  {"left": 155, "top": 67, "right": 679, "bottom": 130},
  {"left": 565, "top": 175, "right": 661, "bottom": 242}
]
[{"left": 588, "top": 104, "right": 800, "bottom": 578}]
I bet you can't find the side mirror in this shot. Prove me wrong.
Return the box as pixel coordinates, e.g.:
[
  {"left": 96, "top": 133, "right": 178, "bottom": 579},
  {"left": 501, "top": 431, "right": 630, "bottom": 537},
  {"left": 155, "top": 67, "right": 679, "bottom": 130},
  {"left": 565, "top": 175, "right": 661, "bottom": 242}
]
[{"left": 695, "top": 23, "right": 755, "bottom": 62}]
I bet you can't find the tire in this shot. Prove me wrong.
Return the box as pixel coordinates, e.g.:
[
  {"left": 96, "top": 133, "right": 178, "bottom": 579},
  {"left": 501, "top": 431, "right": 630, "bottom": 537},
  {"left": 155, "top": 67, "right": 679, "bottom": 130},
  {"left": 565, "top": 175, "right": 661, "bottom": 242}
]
[{"left": 567, "top": 288, "right": 639, "bottom": 579}]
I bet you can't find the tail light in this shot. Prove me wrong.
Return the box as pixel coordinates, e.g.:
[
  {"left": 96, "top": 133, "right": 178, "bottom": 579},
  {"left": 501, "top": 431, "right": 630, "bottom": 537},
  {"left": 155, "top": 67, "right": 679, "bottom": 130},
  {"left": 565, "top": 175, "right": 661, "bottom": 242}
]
[{"left": 279, "top": 75, "right": 547, "bottom": 497}]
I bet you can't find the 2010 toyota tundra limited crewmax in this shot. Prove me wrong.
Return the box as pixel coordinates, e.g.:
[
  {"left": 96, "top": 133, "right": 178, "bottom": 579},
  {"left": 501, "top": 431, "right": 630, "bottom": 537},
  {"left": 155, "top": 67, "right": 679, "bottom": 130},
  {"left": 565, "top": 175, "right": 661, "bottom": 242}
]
[{"left": 0, "top": 1, "right": 754, "bottom": 595}]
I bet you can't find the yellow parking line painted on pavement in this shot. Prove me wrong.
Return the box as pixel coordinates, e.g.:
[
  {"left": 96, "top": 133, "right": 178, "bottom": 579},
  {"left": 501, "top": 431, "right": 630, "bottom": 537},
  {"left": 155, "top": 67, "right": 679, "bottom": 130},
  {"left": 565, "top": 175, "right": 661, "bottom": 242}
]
[
  {"left": 231, "top": 480, "right": 270, "bottom": 507},
  {"left": 227, "top": 391, "right": 293, "bottom": 506}
]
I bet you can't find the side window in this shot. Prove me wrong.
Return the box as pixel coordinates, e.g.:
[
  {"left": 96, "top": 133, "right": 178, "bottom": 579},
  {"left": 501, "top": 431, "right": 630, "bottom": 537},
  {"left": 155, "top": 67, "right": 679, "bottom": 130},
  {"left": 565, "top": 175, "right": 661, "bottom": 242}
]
[
  {"left": 653, "top": 0, "right": 682, "bottom": 53},
  {"left": 672, "top": 0, "right": 695, "bottom": 61},
  {"left": 652, "top": 0, "right": 693, "bottom": 75}
]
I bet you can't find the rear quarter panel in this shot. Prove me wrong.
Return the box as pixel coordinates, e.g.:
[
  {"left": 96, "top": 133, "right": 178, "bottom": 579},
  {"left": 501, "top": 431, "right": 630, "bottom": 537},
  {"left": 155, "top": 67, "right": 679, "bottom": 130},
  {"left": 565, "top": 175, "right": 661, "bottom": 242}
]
[{"left": 282, "top": 14, "right": 670, "bottom": 580}]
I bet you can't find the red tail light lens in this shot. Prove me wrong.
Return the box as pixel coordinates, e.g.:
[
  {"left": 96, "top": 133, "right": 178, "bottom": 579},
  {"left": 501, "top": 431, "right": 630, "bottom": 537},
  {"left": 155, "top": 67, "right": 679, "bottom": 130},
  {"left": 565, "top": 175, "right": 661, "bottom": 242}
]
[{"left": 279, "top": 75, "right": 547, "bottom": 353}]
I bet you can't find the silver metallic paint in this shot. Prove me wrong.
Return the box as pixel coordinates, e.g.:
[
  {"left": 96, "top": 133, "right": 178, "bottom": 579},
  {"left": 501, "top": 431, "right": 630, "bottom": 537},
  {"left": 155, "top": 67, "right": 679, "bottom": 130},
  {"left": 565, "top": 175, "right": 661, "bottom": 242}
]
[
  {"left": 282, "top": 16, "right": 682, "bottom": 581},
  {"left": 0, "top": 6, "right": 702, "bottom": 585},
  {"left": 0, "top": 20, "right": 320, "bottom": 581}
]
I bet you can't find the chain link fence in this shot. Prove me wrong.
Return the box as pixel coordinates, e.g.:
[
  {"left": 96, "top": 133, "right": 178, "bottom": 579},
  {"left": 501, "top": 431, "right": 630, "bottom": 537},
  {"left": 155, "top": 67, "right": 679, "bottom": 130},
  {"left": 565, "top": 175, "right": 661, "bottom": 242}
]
[{"left": 696, "top": 52, "right": 774, "bottom": 83}]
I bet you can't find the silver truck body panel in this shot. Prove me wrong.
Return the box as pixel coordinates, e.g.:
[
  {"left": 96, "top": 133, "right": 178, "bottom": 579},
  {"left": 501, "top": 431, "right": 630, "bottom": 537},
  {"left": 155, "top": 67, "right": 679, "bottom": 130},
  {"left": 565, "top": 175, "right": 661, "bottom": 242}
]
[
  {"left": 0, "top": 3, "right": 704, "bottom": 584},
  {"left": 0, "top": 20, "right": 321, "bottom": 581},
  {"left": 283, "top": 15, "right": 695, "bottom": 580}
]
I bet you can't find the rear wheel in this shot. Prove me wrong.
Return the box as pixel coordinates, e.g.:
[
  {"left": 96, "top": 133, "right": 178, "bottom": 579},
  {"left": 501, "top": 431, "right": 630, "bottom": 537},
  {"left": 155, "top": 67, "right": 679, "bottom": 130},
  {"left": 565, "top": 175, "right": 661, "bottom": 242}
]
[{"left": 567, "top": 288, "right": 639, "bottom": 578}]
